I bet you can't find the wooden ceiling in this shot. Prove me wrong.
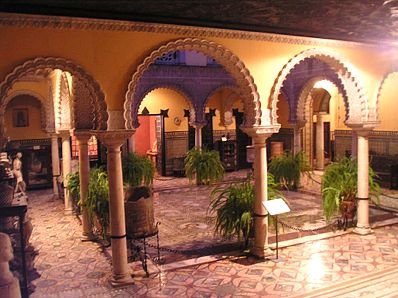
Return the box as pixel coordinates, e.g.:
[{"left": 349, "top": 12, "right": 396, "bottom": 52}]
[{"left": 1, "top": 0, "right": 398, "bottom": 44}]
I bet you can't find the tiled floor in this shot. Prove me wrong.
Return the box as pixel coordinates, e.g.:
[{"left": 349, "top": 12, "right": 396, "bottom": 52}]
[{"left": 10, "top": 172, "right": 398, "bottom": 297}]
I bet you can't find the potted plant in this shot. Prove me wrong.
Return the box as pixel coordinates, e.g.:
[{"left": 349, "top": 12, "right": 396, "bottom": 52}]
[
  {"left": 268, "top": 151, "right": 311, "bottom": 191},
  {"left": 184, "top": 147, "right": 224, "bottom": 185},
  {"left": 208, "top": 173, "right": 285, "bottom": 249},
  {"left": 122, "top": 152, "right": 156, "bottom": 238},
  {"left": 321, "top": 157, "right": 380, "bottom": 226}
]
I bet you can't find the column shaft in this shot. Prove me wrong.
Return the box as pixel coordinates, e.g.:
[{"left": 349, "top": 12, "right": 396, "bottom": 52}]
[
  {"left": 195, "top": 127, "right": 202, "bottom": 149},
  {"left": 76, "top": 134, "right": 94, "bottom": 239},
  {"left": 61, "top": 133, "right": 73, "bottom": 214},
  {"left": 315, "top": 114, "right": 325, "bottom": 170},
  {"left": 50, "top": 134, "right": 60, "bottom": 200},
  {"left": 293, "top": 127, "right": 302, "bottom": 155},
  {"left": 351, "top": 131, "right": 358, "bottom": 159},
  {"left": 354, "top": 132, "right": 371, "bottom": 235},
  {"left": 99, "top": 131, "right": 135, "bottom": 286},
  {"left": 251, "top": 137, "right": 273, "bottom": 258}
]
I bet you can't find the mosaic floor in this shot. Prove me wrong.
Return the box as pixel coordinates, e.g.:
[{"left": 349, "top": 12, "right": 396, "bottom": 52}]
[{"left": 6, "top": 171, "right": 398, "bottom": 297}]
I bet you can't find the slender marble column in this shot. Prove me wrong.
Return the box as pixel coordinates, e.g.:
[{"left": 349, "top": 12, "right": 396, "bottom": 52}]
[
  {"left": 251, "top": 135, "right": 273, "bottom": 258},
  {"left": 354, "top": 130, "right": 372, "bottom": 235},
  {"left": 60, "top": 130, "right": 73, "bottom": 214},
  {"left": 75, "top": 132, "right": 95, "bottom": 239},
  {"left": 194, "top": 126, "right": 203, "bottom": 149},
  {"left": 315, "top": 113, "right": 325, "bottom": 170},
  {"left": 98, "top": 131, "right": 134, "bottom": 286},
  {"left": 351, "top": 130, "right": 358, "bottom": 159},
  {"left": 50, "top": 133, "right": 61, "bottom": 200}
]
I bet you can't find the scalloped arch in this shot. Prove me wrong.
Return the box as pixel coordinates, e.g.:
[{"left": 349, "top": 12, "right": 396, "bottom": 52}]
[
  {"left": 124, "top": 38, "right": 260, "bottom": 129},
  {"left": 0, "top": 57, "right": 108, "bottom": 138},
  {"left": 269, "top": 48, "right": 368, "bottom": 126},
  {"left": 296, "top": 76, "right": 347, "bottom": 124}
]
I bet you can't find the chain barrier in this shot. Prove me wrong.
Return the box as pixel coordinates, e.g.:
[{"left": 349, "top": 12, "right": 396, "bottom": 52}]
[{"left": 276, "top": 217, "right": 336, "bottom": 233}]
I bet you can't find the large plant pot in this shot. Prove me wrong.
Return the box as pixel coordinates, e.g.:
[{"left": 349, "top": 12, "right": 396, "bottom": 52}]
[{"left": 124, "top": 186, "right": 156, "bottom": 238}]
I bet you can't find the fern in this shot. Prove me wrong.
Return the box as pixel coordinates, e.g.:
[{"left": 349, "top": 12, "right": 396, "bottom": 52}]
[
  {"left": 185, "top": 148, "right": 224, "bottom": 185},
  {"left": 122, "top": 152, "right": 155, "bottom": 187}
]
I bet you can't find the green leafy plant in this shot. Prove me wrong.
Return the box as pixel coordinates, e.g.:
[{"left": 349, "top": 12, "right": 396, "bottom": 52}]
[
  {"left": 269, "top": 151, "right": 311, "bottom": 190},
  {"left": 208, "top": 174, "right": 285, "bottom": 248},
  {"left": 184, "top": 147, "right": 224, "bottom": 185},
  {"left": 66, "top": 171, "right": 80, "bottom": 213},
  {"left": 86, "top": 167, "right": 110, "bottom": 239},
  {"left": 122, "top": 152, "right": 155, "bottom": 187},
  {"left": 321, "top": 157, "right": 380, "bottom": 221}
]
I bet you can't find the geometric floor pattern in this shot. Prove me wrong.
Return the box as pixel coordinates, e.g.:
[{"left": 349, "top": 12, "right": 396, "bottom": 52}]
[{"left": 23, "top": 186, "right": 398, "bottom": 297}]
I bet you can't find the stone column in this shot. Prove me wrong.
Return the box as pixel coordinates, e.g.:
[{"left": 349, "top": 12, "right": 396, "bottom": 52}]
[
  {"left": 351, "top": 130, "right": 358, "bottom": 159},
  {"left": 354, "top": 130, "right": 371, "bottom": 235},
  {"left": 292, "top": 121, "right": 305, "bottom": 156},
  {"left": 50, "top": 133, "right": 61, "bottom": 200},
  {"left": 315, "top": 113, "right": 326, "bottom": 170},
  {"left": 251, "top": 134, "right": 273, "bottom": 258},
  {"left": 127, "top": 135, "right": 135, "bottom": 153},
  {"left": 98, "top": 130, "right": 134, "bottom": 287},
  {"left": 60, "top": 130, "right": 73, "bottom": 214},
  {"left": 75, "top": 132, "right": 95, "bottom": 240},
  {"left": 0, "top": 233, "right": 21, "bottom": 298},
  {"left": 194, "top": 125, "right": 203, "bottom": 149}
]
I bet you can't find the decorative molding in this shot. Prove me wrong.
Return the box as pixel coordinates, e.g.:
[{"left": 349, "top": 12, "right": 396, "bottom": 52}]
[
  {"left": 124, "top": 38, "right": 261, "bottom": 131},
  {"left": 0, "top": 12, "right": 380, "bottom": 49},
  {"left": 0, "top": 57, "right": 108, "bottom": 138},
  {"left": 269, "top": 48, "right": 369, "bottom": 126}
]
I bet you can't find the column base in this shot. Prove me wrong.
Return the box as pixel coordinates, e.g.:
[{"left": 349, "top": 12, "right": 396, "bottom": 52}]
[
  {"left": 353, "top": 225, "right": 372, "bottom": 235},
  {"left": 81, "top": 232, "right": 97, "bottom": 241},
  {"left": 64, "top": 208, "right": 73, "bottom": 215},
  {"left": 109, "top": 274, "right": 134, "bottom": 288},
  {"left": 250, "top": 246, "right": 274, "bottom": 259}
]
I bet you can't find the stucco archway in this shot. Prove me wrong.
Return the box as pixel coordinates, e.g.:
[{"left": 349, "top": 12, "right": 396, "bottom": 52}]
[
  {"left": 0, "top": 57, "right": 108, "bottom": 141},
  {"left": 269, "top": 48, "right": 369, "bottom": 127},
  {"left": 124, "top": 38, "right": 261, "bottom": 130}
]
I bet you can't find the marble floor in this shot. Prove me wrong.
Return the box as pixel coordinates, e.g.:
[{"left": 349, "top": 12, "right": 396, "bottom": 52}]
[{"left": 12, "top": 172, "right": 398, "bottom": 297}]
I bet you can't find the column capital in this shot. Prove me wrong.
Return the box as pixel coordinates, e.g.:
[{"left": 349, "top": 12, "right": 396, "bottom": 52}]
[
  {"left": 191, "top": 122, "right": 206, "bottom": 130},
  {"left": 58, "top": 129, "right": 73, "bottom": 139},
  {"left": 74, "top": 131, "right": 93, "bottom": 143},
  {"left": 241, "top": 125, "right": 280, "bottom": 141},
  {"left": 289, "top": 120, "right": 306, "bottom": 129},
  {"left": 346, "top": 121, "right": 379, "bottom": 133},
  {"left": 97, "top": 130, "right": 134, "bottom": 148}
]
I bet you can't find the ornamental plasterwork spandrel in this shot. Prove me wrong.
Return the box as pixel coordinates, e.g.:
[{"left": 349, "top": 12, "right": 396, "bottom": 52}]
[{"left": 269, "top": 48, "right": 369, "bottom": 127}]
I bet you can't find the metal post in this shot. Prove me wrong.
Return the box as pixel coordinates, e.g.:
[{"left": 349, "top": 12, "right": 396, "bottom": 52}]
[{"left": 275, "top": 215, "right": 279, "bottom": 259}]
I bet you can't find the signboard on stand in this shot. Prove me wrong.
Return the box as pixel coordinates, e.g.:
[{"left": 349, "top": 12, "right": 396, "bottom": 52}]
[{"left": 263, "top": 198, "right": 290, "bottom": 260}]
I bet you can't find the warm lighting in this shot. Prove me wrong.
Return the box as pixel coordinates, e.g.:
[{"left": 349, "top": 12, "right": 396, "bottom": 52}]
[
  {"left": 313, "top": 80, "right": 334, "bottom": 91},
  {"left": 306, "top": 242, "right": 326, "bottom": 282}
]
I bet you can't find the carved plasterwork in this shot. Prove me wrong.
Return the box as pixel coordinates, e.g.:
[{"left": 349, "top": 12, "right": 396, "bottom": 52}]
[
  {"left": 0, "top": 13, "right": 374, "bottom": 49},
  {"left": 269, "top": 48, "right": 369, "bottom": 126},
  {"left": 125, "top": 38, "right": 261, "bottom": 130},
  {"left": 57, "top": 72, "right": 73, "bottom": 130},
  {"left": 0, "top": 57, "right": 108, "bottom": 138}
]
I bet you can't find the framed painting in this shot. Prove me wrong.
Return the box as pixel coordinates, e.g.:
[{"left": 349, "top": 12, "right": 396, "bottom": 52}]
[{"left": 13, "top": 108, "right": 29, "bottom": 127}]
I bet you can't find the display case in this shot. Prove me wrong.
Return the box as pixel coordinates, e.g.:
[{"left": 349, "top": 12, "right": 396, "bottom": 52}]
[{"left": 216, "top": 140, "right": 237, "bottom": 171}]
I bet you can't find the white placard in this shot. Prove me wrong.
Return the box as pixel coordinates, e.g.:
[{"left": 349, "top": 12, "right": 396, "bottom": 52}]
[{"left": 263, "top": 198, "right": 290, "bottom": 216}]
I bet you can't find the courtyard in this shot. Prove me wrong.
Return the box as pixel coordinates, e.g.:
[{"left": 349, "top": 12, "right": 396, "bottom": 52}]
[{"left": 18, "top": 171, "right": 398, "bottom": 297}]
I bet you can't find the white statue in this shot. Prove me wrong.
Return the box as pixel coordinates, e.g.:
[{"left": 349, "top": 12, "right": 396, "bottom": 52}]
[
  {"left": 0, "top": 233, "right": 21, "bottom": 298},
  {"left": 12, "top": 152, "right": 26, "bottom": 195}
]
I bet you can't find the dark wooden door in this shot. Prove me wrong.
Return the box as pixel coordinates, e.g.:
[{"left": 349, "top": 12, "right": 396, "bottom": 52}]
[{"left": 234, "top": 110, "right": 252, "bottom": 169}]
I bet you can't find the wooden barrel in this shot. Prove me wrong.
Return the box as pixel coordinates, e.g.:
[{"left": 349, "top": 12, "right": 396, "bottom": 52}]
[{"left": 271, "top": 141, "right": 284, "bottom": 159}]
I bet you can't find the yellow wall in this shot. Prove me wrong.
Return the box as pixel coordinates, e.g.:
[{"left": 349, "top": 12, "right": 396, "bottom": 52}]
[
  {"left": 0, "top": 17, "right": 393, "bottom": 116},
  {"left": 139, "top": 88, "right": 189, "bottom": 132},
  {"left": 277, "top": 94, "right": 292, "bottom": 128},
  {"left": 376, "top": 73, "right": 398, "bottom": 131}
]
